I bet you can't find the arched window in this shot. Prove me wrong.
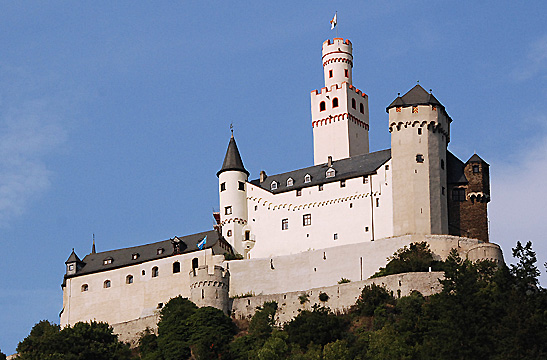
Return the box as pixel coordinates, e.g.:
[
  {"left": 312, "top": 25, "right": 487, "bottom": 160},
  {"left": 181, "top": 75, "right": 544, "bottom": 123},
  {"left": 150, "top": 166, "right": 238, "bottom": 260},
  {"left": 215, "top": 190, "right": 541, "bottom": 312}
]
[
  {"left": 173, "top": 262, "right": 180, "bottom": 273},
  {"left": 152, "top": 267, "right": 159, "bottom": 278},
  {"left": 351, "top": 98, "right": 356, "bottom": 109},
  {"left": 104, "top": 280, "right": 111, "bottom": 288},
  {"left": 227, "top": 230, "right": 232, "bottom": 237},
  {"left": 287, "top": 178, "right": 294, "bottom": 187},
  {"left": 81, "top": 284, "right": 89, "bottom": 292},
  {"left": 319, "top": 101, "right": 326, "bottom": 112},
  {"left": 245, "top": 230, "right": 251, "bottom": 241},
  {"left": 192, "top": 258, "right": 199, "bottom": 270},
  {"left": 360, "top": 103, "right": 364, "bottom": 114},
  {"left": 126, "top": 275, "right": 133, "bottom": 284},
  {"left": 332, "top": 98, "right": 339, "bottom": 108}
]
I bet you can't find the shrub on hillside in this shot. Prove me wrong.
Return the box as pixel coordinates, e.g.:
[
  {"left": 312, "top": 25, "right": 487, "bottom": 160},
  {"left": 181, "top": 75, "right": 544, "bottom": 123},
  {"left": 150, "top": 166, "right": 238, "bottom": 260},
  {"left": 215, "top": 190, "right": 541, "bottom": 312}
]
[{"left": 371, "top": 242, "right": 443, "bottom": 278}]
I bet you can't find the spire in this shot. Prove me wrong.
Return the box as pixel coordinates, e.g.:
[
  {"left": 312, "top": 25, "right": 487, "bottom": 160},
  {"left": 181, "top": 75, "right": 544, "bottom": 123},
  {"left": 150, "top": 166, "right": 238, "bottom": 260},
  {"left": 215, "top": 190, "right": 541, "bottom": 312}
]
[
  {"left": 217, "top": 135, "right": 249, "bottom": 177},
  {"left": 65, "top": 249, "right": 81, "bottom": 264}
]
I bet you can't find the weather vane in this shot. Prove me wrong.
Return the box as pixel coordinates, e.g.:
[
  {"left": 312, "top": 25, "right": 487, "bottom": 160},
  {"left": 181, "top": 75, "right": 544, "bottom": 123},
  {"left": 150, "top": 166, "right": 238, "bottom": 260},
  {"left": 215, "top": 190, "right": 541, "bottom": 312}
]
[{"left": 230, "top": 123, "right": 234, "bottom": 136}]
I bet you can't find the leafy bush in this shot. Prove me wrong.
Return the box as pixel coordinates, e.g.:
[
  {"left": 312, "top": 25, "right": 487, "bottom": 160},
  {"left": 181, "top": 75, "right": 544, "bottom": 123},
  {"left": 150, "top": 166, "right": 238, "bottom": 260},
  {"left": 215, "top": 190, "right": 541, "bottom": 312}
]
[
  {"left": 285, "top": 306, "right": 349, "bottom": 348},
  {"left": 319, "top": 292, "right": 330, "bottom": 302},
  {"left": 353, "top": 284, "right": 395, "bottom": 316},
  {"left": 298, "top": 293, "right": 309, "bottom": 304},
  {"left": 224, "top": 252, "right": 244, "bottom": 260},
  {"left": 371, "top": 242, "right": 443, "bottom": 278},
  {"left": 338, "top": 278, "right": 351, "bottom": 284}
]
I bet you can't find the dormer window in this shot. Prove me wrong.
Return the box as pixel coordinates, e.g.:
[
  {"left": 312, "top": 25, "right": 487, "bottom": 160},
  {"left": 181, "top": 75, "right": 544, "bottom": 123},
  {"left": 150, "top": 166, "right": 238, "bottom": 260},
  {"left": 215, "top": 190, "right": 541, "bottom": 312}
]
[
  {"left": 68, "top": 264, "right": 74, "bottom": 271},
  {"left": 132, "top": 253, "right": 139, "bottom": 260},
  {"left": 287, "top": 178, "right": 294, "bottom": 187},
  {"left": 271, "top": 181, "right": 278, "bottom": 190},
  {"left": 304, "top": 174, "right": 312, "bottom": 183},
  {"left": 103, "top": 258, "right": 113, "bottom": 265},
  {"left": 326, "top": 168, "right": 336, "bottom": 178},
  {"left": 157, "top": 248, "right": 164, "bottom": 255}
]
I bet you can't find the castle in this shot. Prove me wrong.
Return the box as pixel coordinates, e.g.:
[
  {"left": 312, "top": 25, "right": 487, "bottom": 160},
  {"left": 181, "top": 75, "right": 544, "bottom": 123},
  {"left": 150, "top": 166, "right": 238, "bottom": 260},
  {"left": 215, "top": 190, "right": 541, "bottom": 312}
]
[{"left": 60, "top": 38, "right": 503, "bottom": 342}]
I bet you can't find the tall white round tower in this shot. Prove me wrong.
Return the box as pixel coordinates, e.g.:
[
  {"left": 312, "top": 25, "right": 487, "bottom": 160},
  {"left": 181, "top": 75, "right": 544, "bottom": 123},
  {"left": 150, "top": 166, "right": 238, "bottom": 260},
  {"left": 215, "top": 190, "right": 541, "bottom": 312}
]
[
  {"left": 217, "top": 135, "right": 249, "bottom": 256},
  {"left": 311, "top": 38, "right": 369, "bottom": 165},
  {"left": 322, "top": 38, "right": 353, "bottom": 88}
]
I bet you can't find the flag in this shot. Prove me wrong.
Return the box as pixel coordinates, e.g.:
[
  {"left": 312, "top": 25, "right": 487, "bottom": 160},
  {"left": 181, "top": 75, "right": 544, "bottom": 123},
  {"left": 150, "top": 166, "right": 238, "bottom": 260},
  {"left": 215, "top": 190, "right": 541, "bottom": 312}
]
[
  {"left": 330, "top": 13, "right": 337, "bottom": 30},
  {"left": 197, "top": 236, "right": 207, "bottom": 250}
]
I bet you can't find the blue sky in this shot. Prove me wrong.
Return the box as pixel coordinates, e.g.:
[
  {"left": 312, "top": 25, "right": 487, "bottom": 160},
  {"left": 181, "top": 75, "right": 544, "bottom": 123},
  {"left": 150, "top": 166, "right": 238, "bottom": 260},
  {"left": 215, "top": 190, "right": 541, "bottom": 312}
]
[{"left": 0, "top": 1, "right": 546, "bottom": 355}]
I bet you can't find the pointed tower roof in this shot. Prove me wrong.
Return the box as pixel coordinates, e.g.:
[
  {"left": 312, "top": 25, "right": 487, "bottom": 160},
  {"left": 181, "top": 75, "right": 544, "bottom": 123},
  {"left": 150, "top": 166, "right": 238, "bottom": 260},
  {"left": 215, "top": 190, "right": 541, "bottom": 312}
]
[
  {"left": 467, "top": 153, "right": 489, "bottom": 165},
  {"left": 217, "top": 135, "right": 249, "bottom": 177},
  {"left": 386, "top": 84, "right": 444, "bottom": 112},
  {"left": 65, "top": 249, "right": 82, "bottom": 264}
]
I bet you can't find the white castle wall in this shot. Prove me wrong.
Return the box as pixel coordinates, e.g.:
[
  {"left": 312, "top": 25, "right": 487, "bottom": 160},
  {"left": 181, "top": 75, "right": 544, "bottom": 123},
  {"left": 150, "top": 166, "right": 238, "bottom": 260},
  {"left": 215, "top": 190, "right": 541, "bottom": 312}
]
[
  {"left": 61, "top": 248, "right": 224, "bottom": 327},
  {"left": 231, "top": 271, "right": 444, "bottom": 324},
  {"left": 245, "top": 161, "right": 393, "bottom": 259},
  {"left": 226, "top": 234, "right": 487, "bottom": 298}
]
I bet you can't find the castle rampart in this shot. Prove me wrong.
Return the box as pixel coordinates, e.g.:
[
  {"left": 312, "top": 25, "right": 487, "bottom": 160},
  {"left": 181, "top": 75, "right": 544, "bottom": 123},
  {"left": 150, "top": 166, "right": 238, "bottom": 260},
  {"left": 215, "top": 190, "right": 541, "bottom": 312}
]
[{"left": 189, "top": 265, "right": 230, "bottom": 314}]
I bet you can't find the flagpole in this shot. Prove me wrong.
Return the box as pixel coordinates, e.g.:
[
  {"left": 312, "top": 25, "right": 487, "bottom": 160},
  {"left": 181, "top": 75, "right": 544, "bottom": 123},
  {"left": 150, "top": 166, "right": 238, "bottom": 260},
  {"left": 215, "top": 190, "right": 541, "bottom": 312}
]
[{"left": 336, "top": 11, "right": 338, "bottom": 37}]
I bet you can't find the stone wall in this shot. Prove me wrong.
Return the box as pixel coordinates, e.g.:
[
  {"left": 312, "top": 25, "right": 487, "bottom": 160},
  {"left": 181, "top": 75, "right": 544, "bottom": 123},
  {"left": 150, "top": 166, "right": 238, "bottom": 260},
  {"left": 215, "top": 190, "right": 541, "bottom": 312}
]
[
  {"left": 231, "top": 271, "right": 444, "bottom": 324},
  {"left": 111, "top": 313, "right": 159, "bottom": 347}
]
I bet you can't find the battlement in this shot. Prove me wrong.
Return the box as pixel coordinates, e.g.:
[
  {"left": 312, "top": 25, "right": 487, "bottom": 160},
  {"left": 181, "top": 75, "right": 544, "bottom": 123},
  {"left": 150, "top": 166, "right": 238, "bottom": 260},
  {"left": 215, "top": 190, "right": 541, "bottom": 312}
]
[
  {"left": 190, "top": 264, "right": 229, "bottom": 281},
  {"left": 311, "top": 82, "right": 367, "bottom": 97},
  {"left": 323, "top": 38, "right": 352, "bottom": 48}
]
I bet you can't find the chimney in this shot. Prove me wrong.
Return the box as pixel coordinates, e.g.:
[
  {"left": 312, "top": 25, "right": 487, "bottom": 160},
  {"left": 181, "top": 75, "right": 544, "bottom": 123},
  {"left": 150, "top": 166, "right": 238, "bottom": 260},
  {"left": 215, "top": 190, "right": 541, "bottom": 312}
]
[
  {"left": 327, "top": 156, "right": 333, "bottom": 167},
  {"left": 260, "top": 171, "right": 267, "bottom": 183}
]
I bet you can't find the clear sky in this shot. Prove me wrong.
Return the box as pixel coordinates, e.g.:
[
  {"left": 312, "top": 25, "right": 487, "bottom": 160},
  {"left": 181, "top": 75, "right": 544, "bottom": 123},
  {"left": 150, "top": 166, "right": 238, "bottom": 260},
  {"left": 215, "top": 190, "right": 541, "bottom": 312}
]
[{"left": 0, "top": 1, "right": 546, "bottom": 355}]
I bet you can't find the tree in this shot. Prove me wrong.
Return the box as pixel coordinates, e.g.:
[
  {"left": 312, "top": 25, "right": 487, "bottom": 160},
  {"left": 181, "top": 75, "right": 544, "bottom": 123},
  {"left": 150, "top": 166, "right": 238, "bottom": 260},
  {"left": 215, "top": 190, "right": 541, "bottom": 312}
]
[
  {"left": 371, "top": 242, "right": 443, "bottom": 278},
  {"left": 16, "top": 320, "right": 132, "bottom": 360},
  {"left": 248, "top": 301, "right": 278, "bottom": 340},
  {"left": 511, "top": 241, "right": 540, "bottom": 290},
  {"left": 353, "top": 283, "right": 395, "bottom": 317},
  {"left": 0, "top": 349, "right": 6, "bottom": 360},
  {"left": 285, "top": 306, "right": 349, "bottom": 349},
  {"left": 186, "top": 306, "right": 237, "bottom": 359},
  {"left": 322, "top": 339, "right": 351, "bottom": 360},
  {"left": 156, "top": 296, "right": 198, "bottom": 360}
]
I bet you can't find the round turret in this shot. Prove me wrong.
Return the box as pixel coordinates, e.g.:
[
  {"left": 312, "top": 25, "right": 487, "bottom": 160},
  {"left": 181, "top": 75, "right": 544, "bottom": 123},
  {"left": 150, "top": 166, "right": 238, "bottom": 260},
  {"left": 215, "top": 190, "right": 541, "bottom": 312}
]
[
  {"left": 466, "top": 243, "right": 504, "bottom": 264},
  {"left": 322, "top": 38, "right": 353, "bottom": 88},
  {"left": 189, "top": 265, "right": 230, "bottom": 314}
]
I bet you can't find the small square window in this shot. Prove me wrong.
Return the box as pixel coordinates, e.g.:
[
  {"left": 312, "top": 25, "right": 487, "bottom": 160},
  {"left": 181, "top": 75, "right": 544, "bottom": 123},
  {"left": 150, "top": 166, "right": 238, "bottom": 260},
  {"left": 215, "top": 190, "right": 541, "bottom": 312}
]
[
  {"left": 473, "top": 165, "right": 480, "bottom": 173},
  {"left": 318, "top": 184, "right": 324, "bottom": 191},
  {"left": 340, "top": 180, "right": 346, "bottom": 188},
  {"left": 303, "top": 214, "right": 311, "bottom": 226},
  {"left": 363, "top": 176, "right": 369, "bottom": 184},
  {"left": 220, "top": 182, "right": 226, "bottom": 192},
  {"left": 344, "top": 69, "right": 348, "bottom": 77},
  {"left": 416, "top": 154, "right": 424, "bottom": 163},
  {"left": 281, "top": 218, "right": 289, "bottom": 230},
  {"left": 296, "top": 189, "right": 302, "bottom": 197},
  {"left": 329, "top": 69, "right": 333, "bottom": 78},
  {"left": 227, "top": 230, "right": 232, "bottom": 237},
  {"left": 225, "top": 206, "right": 232, "bottom": 215},
  {"left": 385, "top": 165, "right": 389, "bottom": 171},
  {"left": 365, "top": 226, "right": 369, "bottom": 232},
  {"left": 376, "top": 198, "right": 380, "bottom": 207},
  {"left": 238, "top": 181, "right": 245, "bottom": 191},
  {"left": 333, "top": 233, "right": 338, "bottom": 240},
  {"left": 418, "top": 128, "right": 422, "bottom": 135},
  {"left": 254, "top": 205, "right": 258, "bottom": 211}
]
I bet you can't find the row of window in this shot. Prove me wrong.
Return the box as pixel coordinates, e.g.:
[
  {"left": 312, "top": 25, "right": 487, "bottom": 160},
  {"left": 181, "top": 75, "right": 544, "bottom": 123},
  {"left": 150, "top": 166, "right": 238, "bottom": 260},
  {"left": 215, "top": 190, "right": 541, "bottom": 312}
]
[
  {"left": 82, "top": 259, "right": 200, "bottom": 292},
  {"left": 319, "top": 98, "right": 365, "bottom": 114},
  {"left": 101, "top": 248, "right": 166, "bottom": 266},
  {"left": 328, "top": 68, "right": 349, "bottom": 79},
  {"left": 396, "top": 105, "right": 437, "bottom": 113},
  {"left": 220, "top": 181, "right": 245, "bottom": 192}
]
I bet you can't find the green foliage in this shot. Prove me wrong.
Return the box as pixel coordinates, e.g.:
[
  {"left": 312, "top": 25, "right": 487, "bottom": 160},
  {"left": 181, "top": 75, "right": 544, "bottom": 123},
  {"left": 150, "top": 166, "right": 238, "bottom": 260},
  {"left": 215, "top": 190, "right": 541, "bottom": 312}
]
[
  {"left": 353, "top": 283, "right": 395, "bottom": 316},
  {"left": 322, "top": 339, "right": 351, "bottom": 360},
  {"left": 16, "top": 320, "right": 131, "bottom": 360},
  {"left": 224, "top": 252, "right": 244, "bottom": 260},
  {"left": 318, "top": 292, "right": 329, "bottom": 302},
  {"left": 338, "top": 278, "right": 351, "bottom": 284},
  {"left": 285, "top": 306, "right": 349, "bottom": 349},
  {"left": 156, "top": 296, "right": 198, "bottom": 360},
  {"left": 231, "top": 291, "right": 254, "bottom": 299},
  {"left": 371, "top": 242, "right": 443, "bottom": 278},
  {"left": 0, "top": 349, "right": 6, "bottom": 360},
  {"left": 256, "top": 331, "right": 289, "bottom": 360},
  {"left": 137, "top": 328, "right": 159, "bottom": 360},
  {"left": 249, "top": 301, "right": 278, "bottom": 340},
  {"left": 511, "top": 240, "right": 540, "bottom": 290},
  {"left": 187, "top": 306, "right": 237, "bottom": 359},
  {"left": 298, "top": 293, "right": 309, "bottom": 304}
]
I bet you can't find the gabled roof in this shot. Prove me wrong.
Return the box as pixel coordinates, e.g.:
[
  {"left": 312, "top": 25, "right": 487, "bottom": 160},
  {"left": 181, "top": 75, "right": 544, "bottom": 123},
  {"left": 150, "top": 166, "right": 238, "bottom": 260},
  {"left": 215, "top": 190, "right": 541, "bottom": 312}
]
[
  {"left": 65, "top": 230, "right": 223, "bottom": 278},
  {"left": 250, "top": 149, "right": 391, "bottom": 194},
  {"left": 447, "top": 151, "right": 468, "bottom": 185},
  {"left": 217, "top": 135, "right": 249, "bottom": 177},
  {"left": 65, "top": 250, "right": 82, "bottom": 264},
  {"left": 466, "top": 154, "right": 489, "bottom": 165},
  {"left": 386, "top": 84, "right": 444, "bottom": 112}
]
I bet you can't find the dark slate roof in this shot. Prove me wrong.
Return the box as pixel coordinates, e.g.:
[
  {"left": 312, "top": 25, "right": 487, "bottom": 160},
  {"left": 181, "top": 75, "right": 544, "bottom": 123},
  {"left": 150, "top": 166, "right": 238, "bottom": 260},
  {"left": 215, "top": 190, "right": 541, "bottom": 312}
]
[
  {"left": 447, "top": 151, "right": 468, "bottom": 184},
  {"left": 65, "top": 250, "right": 82, "bottom": 264},
  {"left": 250, "top": 149, "right": 391, "bottom": 194},
  {"left": 66, "top": 230, "right": 221, "bottom": 278},
  {"left": 217, "top": 135, "right": 249, "bottom": 177},
  {"left": 386, "top": 84, "right": 444, "bottom": 112},
  {"left": 467, "top": 153, "right": 489, "bottom": 165}
]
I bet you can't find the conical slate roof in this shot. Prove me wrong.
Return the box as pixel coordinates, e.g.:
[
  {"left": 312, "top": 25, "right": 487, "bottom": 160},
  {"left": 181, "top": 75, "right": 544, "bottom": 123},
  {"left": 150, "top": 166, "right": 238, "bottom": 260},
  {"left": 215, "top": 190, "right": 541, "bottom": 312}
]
[
  {"left": 217, "top": 135, "right": 249, "bottom": 177},
  {"left": 386, "top": 84, "right": 443, "bottom": 112},
  {"left": 65, "top": 249, "right": 82, "bottom": 264}
]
